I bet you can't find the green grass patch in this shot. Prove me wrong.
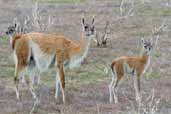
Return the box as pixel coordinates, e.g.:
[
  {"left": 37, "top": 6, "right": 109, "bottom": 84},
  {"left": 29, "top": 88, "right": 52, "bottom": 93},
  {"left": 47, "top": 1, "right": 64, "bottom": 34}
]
[
  {"left": 145, "top": 72, "right": 161, "bottom": 80},
  {"left": 129, "top": 31, "right": 150, "bottom": 37},
  {"left": 41, "top": 70, "right": 55, "bottom": 87},
  {"left": 137, "top": 4, "right": 171, "bottom": 17},
  {"left": 80, "top": 70, "right": 105, "bottom": 82},
  {"left": 0, "top": 36, "right": 8, "bottom": 43},
  {"left": 40, "top": 67, "right": 107, "bottom": 87},
  {"left": 33, "top": 0, "right": 86, "bottom": 4},
  {"left": 136, "top": 4, "right": 169, "bottom": 17},
  {"left": 137, "top": 4, "right": 154, "bottom": 16},
  {"left": 69, "top": 66, "right": 107, "bottom": 85},
  {"left": 0, "top": 67, "right": 14, "bottom": 78},
  {"left": 0, "top": 66, "right": 106, "bottom": 87},
  {"left": 158, "top": 8, "right": 171, "bottom": 16},
  {"left": 154, "top": 52, "right": 161, "bottom": 59}
]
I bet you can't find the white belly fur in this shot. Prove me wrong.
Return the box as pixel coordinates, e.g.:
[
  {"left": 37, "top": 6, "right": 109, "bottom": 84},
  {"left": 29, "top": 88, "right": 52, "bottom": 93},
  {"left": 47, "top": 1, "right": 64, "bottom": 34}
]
[
  {"left": 143, "top": 57, "right": 150, "bottom": 74},
  {"left": 29, "top": 40, "right": 56, "bottom": 73}
]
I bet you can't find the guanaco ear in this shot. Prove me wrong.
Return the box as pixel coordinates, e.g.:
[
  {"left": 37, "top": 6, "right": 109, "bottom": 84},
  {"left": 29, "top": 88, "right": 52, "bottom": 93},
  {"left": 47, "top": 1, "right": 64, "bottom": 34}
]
[
  {"left": 150, "top": 37, "right": 154, "bottom": 47},
  {"left": 16, "top": 22, "right": 20, "bottom": 32},
  {"left": 13, "top": 17, "right": 17, "bottom": 28},
  {"left": 92, "top": 16, "right": 95, "bottom": 25},
  {"left": 81, "top": 13, "right": 85, "bottom": 25},
  {"left": 141, "top": 37, "right": 145, "bottom": 45},
  {"left": 24, "top": 16, "right": 30, "bottom": 25},
  {"left": 82, "top": 18, "right": 85, "bottom": 25}
]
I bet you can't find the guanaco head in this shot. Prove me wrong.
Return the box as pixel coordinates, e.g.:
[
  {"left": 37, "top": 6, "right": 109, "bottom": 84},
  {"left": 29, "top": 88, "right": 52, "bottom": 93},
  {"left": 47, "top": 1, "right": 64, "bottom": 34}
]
[
  {"left": 5, "top": 17, "right": 29, "bottom": 36},
  {"left": 81, "top": 15, "right": 96, "bottom": 38},
  {"left": 141, "top": 38, "right": 153, "bottom": 55},
  {"left": 5, "top": 18, "right": 19, "bottom": 36}
]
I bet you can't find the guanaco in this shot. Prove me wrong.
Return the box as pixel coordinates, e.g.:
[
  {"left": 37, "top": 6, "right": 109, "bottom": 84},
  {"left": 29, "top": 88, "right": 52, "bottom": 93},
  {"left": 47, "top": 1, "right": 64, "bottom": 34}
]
[
  {"left": 109, "top": 38, "right": 152, "bottom": 103},
  {"left": 5, "top": 15, "right": 96, "bottom": 103}
]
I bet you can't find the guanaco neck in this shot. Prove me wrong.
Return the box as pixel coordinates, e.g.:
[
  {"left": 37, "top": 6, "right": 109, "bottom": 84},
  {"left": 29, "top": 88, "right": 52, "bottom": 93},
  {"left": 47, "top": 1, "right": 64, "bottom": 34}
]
[
  {"left": 141, "top": 52, "right": 148, "bottom": 63},
  {"left": 69, "top": 31, "right": 91, "bottom": 68},
  {"left": 79, "top": 31, "right": 90, "bottom": 51},
  {"left": 9, "top": 33, "right": 18, "bottom": 45},
  {"left": 140, "top": 51, "right": 151, "bottom": 74}
]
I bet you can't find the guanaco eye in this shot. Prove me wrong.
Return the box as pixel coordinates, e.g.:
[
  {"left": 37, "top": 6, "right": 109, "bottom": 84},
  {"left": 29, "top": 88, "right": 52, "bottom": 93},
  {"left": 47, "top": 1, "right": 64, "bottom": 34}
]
[
  {"left": 148, "top": 47, "right": 151, "bottom": 51},
  {"left": 9, "top": 29, "right": 15, "bottom": 33},
  {"left": 144, "top": 45, "right": 147, "bottom": 49},
  {"left": 91, "top": 27, "right": 94, "bottom": 32},
  {"left": 84, "top": 26, "right": 88, "bottom": 30}
]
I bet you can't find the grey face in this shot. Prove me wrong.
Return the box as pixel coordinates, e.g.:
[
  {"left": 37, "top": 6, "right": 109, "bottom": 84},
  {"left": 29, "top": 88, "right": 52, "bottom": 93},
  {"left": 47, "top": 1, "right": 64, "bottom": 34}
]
[
  {"left": 144, "top": 42, "right": 152, "bottom": 52},
  {"left": 5, "top": 24, "right": 17, "bottom": 35},
  {"left": 82, "top": 17, "right": 95, "bottom": 37},
  {"left": 141, "top": 38, "right": 153, "bottom": 54},
  {"left": 5, "top": 17, "right": 28, "bottom": 35}
]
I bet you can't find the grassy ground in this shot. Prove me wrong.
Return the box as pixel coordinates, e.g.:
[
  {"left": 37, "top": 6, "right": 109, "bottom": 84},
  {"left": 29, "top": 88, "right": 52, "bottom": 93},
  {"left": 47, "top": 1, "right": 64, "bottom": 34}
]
[
  {"left": 0, "top": 0, "right": 171, "bottom": 114},
  {"left": 34, "top": 0, "right": 86, "bottom": 3}
]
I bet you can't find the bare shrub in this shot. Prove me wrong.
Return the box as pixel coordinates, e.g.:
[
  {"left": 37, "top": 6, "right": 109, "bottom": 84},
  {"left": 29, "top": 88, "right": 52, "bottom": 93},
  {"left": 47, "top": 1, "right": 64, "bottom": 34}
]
[
  {"left": 31, "top": 2, "right": 55, "bottom": 32},
  {"left": 11, "top": 2, "right": 56, "bottom": 34},
  {"left": 94, "top": 21, "right": 110, "bottom": 47}
]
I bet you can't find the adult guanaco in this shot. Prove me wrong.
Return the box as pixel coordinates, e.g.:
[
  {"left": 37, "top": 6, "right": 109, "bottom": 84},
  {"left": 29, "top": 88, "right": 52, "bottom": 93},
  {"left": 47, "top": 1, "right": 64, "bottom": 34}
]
[
  {"left": 5, "top": 15, "right": 96, "bottom": 103},
  {"left": 109, "top": 38, "right": 152, "bottom": 103}
]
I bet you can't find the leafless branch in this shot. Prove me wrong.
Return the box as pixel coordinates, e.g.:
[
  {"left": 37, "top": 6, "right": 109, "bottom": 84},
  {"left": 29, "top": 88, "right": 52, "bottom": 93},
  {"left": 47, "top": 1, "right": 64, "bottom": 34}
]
[
  {"left": 141, "top": 89, "right": 161, "bottom": 114},
  {"left": 152, "top": 19, "right": 167, "bottom": 36},
  {"left": 0, "top": 64, "right": 14, "bottom": 68},
  {"left": 94, "top": 21, "right": 110, "bottom": 47},
  {"left": 23, "top": 16, "right": 30, "bottom": 33},
  {"left": 32, "top": 2, "right": 41, "bottom": 31},
  {"left": 31, "top": 2, "right": 55, "bottom": 32},
  {"left": 162, "top": 0, "right": 171, "bottom": 7},
  {"left": 29, "top": 99, "right": 39, "bottom": 114},
  {"left": 120, "top": 0, "right": 124, "bottom": 17},
  {"left": 101, "top": 21, "right": 109, "bottom": 45},
  {"left": 115, "top": 0, "right": 134, "bottom": 22},
  {"left": 151, "top": 19, "right": 167, "bottom": 53},
  {"left": 147, "top": 19, "right": 168, "bottom": 74},
  {"left": 126, "top": 89, "right": 161, "bottom": 114},
  {"left": 141, "top": 0, "right": 152, "bottom": 4},
  {"left": 93, "top": 33, "right": 101, "bottom": 46}
]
